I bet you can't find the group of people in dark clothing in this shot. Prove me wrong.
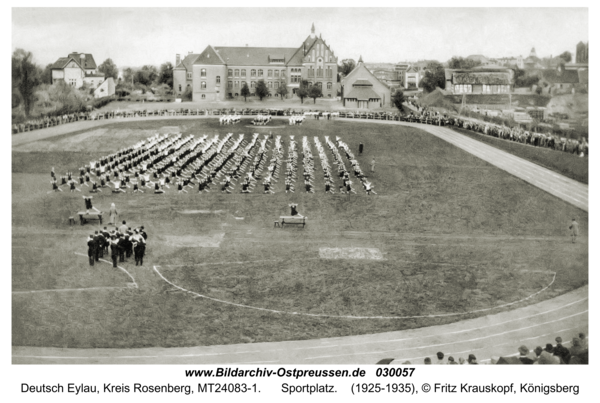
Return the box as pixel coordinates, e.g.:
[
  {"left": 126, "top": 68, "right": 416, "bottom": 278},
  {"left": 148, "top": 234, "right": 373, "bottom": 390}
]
[{"left": 86, "top": 221, "right": 147, "bottom": 268}]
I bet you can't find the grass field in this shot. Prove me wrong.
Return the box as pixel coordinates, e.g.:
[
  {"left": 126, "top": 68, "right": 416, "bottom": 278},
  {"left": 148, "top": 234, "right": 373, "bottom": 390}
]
[
  {"left": 449, "top": 127, "right": 589, "bottom": 184},
  {"left": 12, "top": 118, "right": 588, "bottom": 349}
]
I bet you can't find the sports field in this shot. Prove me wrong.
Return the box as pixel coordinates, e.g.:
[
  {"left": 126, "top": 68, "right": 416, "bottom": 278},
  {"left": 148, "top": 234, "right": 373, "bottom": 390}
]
[{"left": 12, "top": 118, "right": 588, "bottom": 349}]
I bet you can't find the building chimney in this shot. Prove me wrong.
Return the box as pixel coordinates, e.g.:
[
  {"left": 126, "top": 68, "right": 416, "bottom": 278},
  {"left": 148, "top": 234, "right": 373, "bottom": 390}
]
[{"left": 176, "top": 54, "right": 181, "bottom": 66}]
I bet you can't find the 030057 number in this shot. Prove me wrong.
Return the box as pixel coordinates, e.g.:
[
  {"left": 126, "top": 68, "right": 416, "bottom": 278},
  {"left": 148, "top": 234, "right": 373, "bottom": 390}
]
[{"left": 375, "top": 367, "right": 415, "bottom": 377}]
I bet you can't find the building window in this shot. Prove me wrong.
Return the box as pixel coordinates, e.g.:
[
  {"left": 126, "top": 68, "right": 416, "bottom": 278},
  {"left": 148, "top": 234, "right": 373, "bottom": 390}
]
[
  {"left": 179, "top": 84, "right": 182, "bottom": 92},
  {"left": 233, "top": 69, "right": 238, "bottom": 77},
  {"left": 327, "top": 67, "right": 333, "bottom": 77},
  {"left": 187, "top": 72, "right": 192, "bottom": 79},
  {"left": 216, "top": 76, "right": 221, "bottom": 84},
  {"left": 308, "top": 68, "right": 314, "bottom": 77},
  {"left": 242, "top": 81, "right": 247, "bottom": 88},
  {"left": 228, "top": 69, "right": 233, "bottom": 78},
  {"left": 202, "top": 94, "right": 205, "bottom": 99},
  {"left": 275, "top": 81, "right": 279, "bottom": 88},
  {"left": 258, "top": 69, "right": 263, "bottom": 77},
  {"left": 69, "top": 79, "right": 77, "bottom": 87},
  {"left": 268, "top": 70, "right": 272, "bottom": 77},
  {"left": 317, "top": 67, "right": 323, "bottom": 77},
  {"left": 317, "top": 82, "right": 322, "bottom": 89},
  {"left": 228, "top": 81, "right": 232, "bottom": 88},
  {"left": 267, "top": 81, "right": 272, "bottom": 88},
  {"left": 327, "top": 82, "right": 332, "bottom": 89},
  {"left": 201, "top": 69, "right": 206, "bottom": 77},
  {"left": 251, "top": 81, "right": 255, "bottom": 88},
  {"left": 274, "top": 70, "right": 279, "bottom": 78},
  {"left": 241, "top": 69, "right": 246, "bottom": 77},
  {"left": 251, "top": 69, "right": 256, "bottom": 77},
  {"left": 235, "top": 81, "right": 239, "bottom": 87},
  {"left": 201, "top": 81, "right": 206, "bottom": 89}
]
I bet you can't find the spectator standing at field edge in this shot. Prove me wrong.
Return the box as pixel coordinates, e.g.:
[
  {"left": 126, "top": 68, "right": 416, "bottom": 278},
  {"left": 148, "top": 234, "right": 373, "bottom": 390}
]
[{"left": 569, "top": 218, "right": 579, "bottom": 243}]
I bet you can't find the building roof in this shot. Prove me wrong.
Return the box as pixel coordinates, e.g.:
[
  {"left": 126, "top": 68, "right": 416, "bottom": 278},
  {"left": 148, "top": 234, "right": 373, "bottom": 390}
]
[
  {"left": 175, "top": 53, "right": 201, "bottom": 70},
  {"left": 453, "top": 72, "right": 510, "bottom": 85},
  {"left": 52, "top": 53, "right": 98, "bottom": 70},
  {"left": 466, "top": 55, "right": 488, "bottom": 62},
  {"left": 353, "top": 79, "right": 373, "bottom": 86},
  {"left": 202, "top": 46, "right": 299, "bottom": 66},
  {"left": 344, "top": 87, "right": 381, "bottom": 100},
  {"left": 540, "top": 69, "right": 580, "bottom": 84}
]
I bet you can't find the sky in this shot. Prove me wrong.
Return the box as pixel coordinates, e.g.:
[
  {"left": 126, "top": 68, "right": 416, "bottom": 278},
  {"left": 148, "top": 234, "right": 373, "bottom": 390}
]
[{"left": 12, "top": 7, "right": 589, "bottom": 69}]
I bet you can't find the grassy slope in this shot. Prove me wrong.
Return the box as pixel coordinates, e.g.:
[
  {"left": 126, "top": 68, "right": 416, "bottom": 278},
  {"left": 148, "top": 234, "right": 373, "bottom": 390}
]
[
  {"left": 12, "top": 119, "right": 588, "bottom": 348},
  {"left": 449, "top": 127, "right": 588, "bottom": 184}
]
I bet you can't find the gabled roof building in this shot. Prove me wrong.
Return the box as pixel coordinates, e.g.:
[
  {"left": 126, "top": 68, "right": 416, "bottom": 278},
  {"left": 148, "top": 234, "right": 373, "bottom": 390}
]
[
  {"left": 173, "top": 24, "right": 338, "bottom": 101},
  {"left": 341, "top": 56, "right": 391, "bottom": 109},
  {"left": 51, "top": 52, "right": 105, "bottom": 89}
]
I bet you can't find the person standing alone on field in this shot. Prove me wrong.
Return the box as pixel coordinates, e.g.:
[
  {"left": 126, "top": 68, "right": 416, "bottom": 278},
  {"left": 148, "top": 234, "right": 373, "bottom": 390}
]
[
  {"left": 569, "top": 218, "right": 579, "bottom": 243},
  {"left": 108, "top": 203, "right": 118, "bottom": 226},
  {"left": 370, "top": 158, "right": 375, "bottom": 173}
]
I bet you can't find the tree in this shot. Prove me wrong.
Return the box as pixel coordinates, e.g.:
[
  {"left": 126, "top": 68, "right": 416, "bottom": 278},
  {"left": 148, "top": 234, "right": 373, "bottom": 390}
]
[
  {"left": 240, "top": 82, "right": 250, "bottom": 101},
  {"left": 419, "top": 61, "right": 445, "bottom": 93},
  {"left": 41, "top": 63, "right": 54, "bottom": 85},
  {"left": 338, "top": 59, "right": 356, "bottom": 77},
  {"left": 559, "top": 51, "right": 572, "bottom": 63},
  {"left": 447, "top": 56, "right": 482, "bottom": 70},
  {"left": 98, "top": 58, "right": 119, "bottom": 80},
  {"left": 158, "top": 61, "right": 174, "bottom": 88},
  {"left": 308, "top": 84, "right": 323, "bottom": 104},
  {"left": 134, "top": 65, "right": 158, "bottom": 86},
  {"left": 12, "top": 49, "right": 42, "bottom": 117},
  {"left": 123, "top": 67, "right": 134, "bottom": 85},
  {"left": 276, "top": 84, "right": 288, "bottom": 100},
  {"left": 296, "top": 80, "right": 309, "bottom": 104},
  {"left": 392, "top": 89, "right": 405, "bottom": 112},
  {"left": 255, "top": 80, "right": 269, "bottom": 100}
]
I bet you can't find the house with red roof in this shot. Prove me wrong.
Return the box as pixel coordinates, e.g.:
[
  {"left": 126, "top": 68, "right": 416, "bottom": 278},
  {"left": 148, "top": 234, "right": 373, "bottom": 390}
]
[
  {"left": 173, "top": 24, "right": 338, "bottom": 101},
  {"left": 51, "top": 52, "right": 105, "bottom": 89}
]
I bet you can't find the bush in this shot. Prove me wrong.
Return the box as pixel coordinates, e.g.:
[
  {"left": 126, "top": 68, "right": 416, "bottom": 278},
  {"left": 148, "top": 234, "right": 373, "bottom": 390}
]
[{"left": 182, "top": 87, "right": 193, "bottom": 101}]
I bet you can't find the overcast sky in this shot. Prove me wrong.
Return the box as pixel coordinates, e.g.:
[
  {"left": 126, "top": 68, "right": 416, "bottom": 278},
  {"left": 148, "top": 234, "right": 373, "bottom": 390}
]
[{"left": 12, "top": 7, "right": 589, "bottom": 69}]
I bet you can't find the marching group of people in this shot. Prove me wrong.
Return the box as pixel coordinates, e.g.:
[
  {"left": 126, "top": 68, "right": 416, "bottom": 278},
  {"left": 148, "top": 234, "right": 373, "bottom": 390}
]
[
  {"left": 52, "top": 129, "right": 377, "bottom": 200},
  {"left": 219, "top": 114, "right": 241, "bottom": 125},
  {"left": 86, "top": 220, "right": 148, "bottom": 268},
  {"left": 252, "top": 114, "right": 271, "bottom": 126},
  {"left": 288, "top": 115, "right": 305, "bottom": 126}
]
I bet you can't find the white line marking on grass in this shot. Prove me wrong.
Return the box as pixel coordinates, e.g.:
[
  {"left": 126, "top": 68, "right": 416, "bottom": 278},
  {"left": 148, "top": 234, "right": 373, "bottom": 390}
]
[
  {"left": 304, "top": 310, "right": 588, "bottom": 360},
  {"left": 13, "top": 254, "right": 139, "bottom": 294},
  {"left": 13, "top": 287, "right": 124, "bottom": 294},
  {"left": 319, "top": 247, "right": 384, "bottom": 260},
  {"left": 163, "top": 257, "right": 321, "bottom": 268},
  {"left": 74, "top": 252, "right": 138, "bottom": 289},
  {"left": 153, "top": 266, "right": 557, "bottom": 320}
]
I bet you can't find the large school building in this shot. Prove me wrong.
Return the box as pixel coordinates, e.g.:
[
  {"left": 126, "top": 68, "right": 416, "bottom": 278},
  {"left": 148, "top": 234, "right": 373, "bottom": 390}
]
[{"left": 173, "top": 24, "right": 339, "bottom": 102}]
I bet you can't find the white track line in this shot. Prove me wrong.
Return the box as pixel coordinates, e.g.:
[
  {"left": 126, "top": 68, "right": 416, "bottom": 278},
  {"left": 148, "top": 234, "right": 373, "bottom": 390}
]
[
  {"left": 164, "top": 257, "right": 321, "bottom": 268},
  {"left": 73, "top": 252, "right": 138, "bottom": 288},
  {"left": 13, "top": 286, "right": 124, "bottom": 294},
  {"left": 154, "top": 265, "right": 556, "bottom": 320},
  {"left": 291, "top": 296, "right": 587, "bottom": 351},
  {"left": 303, "top": 310, "right": 587, "bottom": 360}
]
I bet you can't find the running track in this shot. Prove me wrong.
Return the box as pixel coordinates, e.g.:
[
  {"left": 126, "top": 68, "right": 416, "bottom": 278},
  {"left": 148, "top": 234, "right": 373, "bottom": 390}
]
[{"left": 12, "top": 115, "right": 588, "bottom": 364}]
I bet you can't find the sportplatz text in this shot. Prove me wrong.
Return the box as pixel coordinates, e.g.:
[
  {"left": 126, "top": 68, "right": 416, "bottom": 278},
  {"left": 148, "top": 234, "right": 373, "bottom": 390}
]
[{"left": 433, "top": 383, "right": 579, "bottom": 395}]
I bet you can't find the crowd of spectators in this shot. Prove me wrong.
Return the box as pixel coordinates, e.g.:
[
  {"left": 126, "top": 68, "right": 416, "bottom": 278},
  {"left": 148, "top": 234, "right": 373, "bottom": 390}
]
[
  {"left": 403, "top": 103, "right": 588, "bottom": 157},
  {"left": 383, "top": 331, "right": 588, "bottom": 365}
]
